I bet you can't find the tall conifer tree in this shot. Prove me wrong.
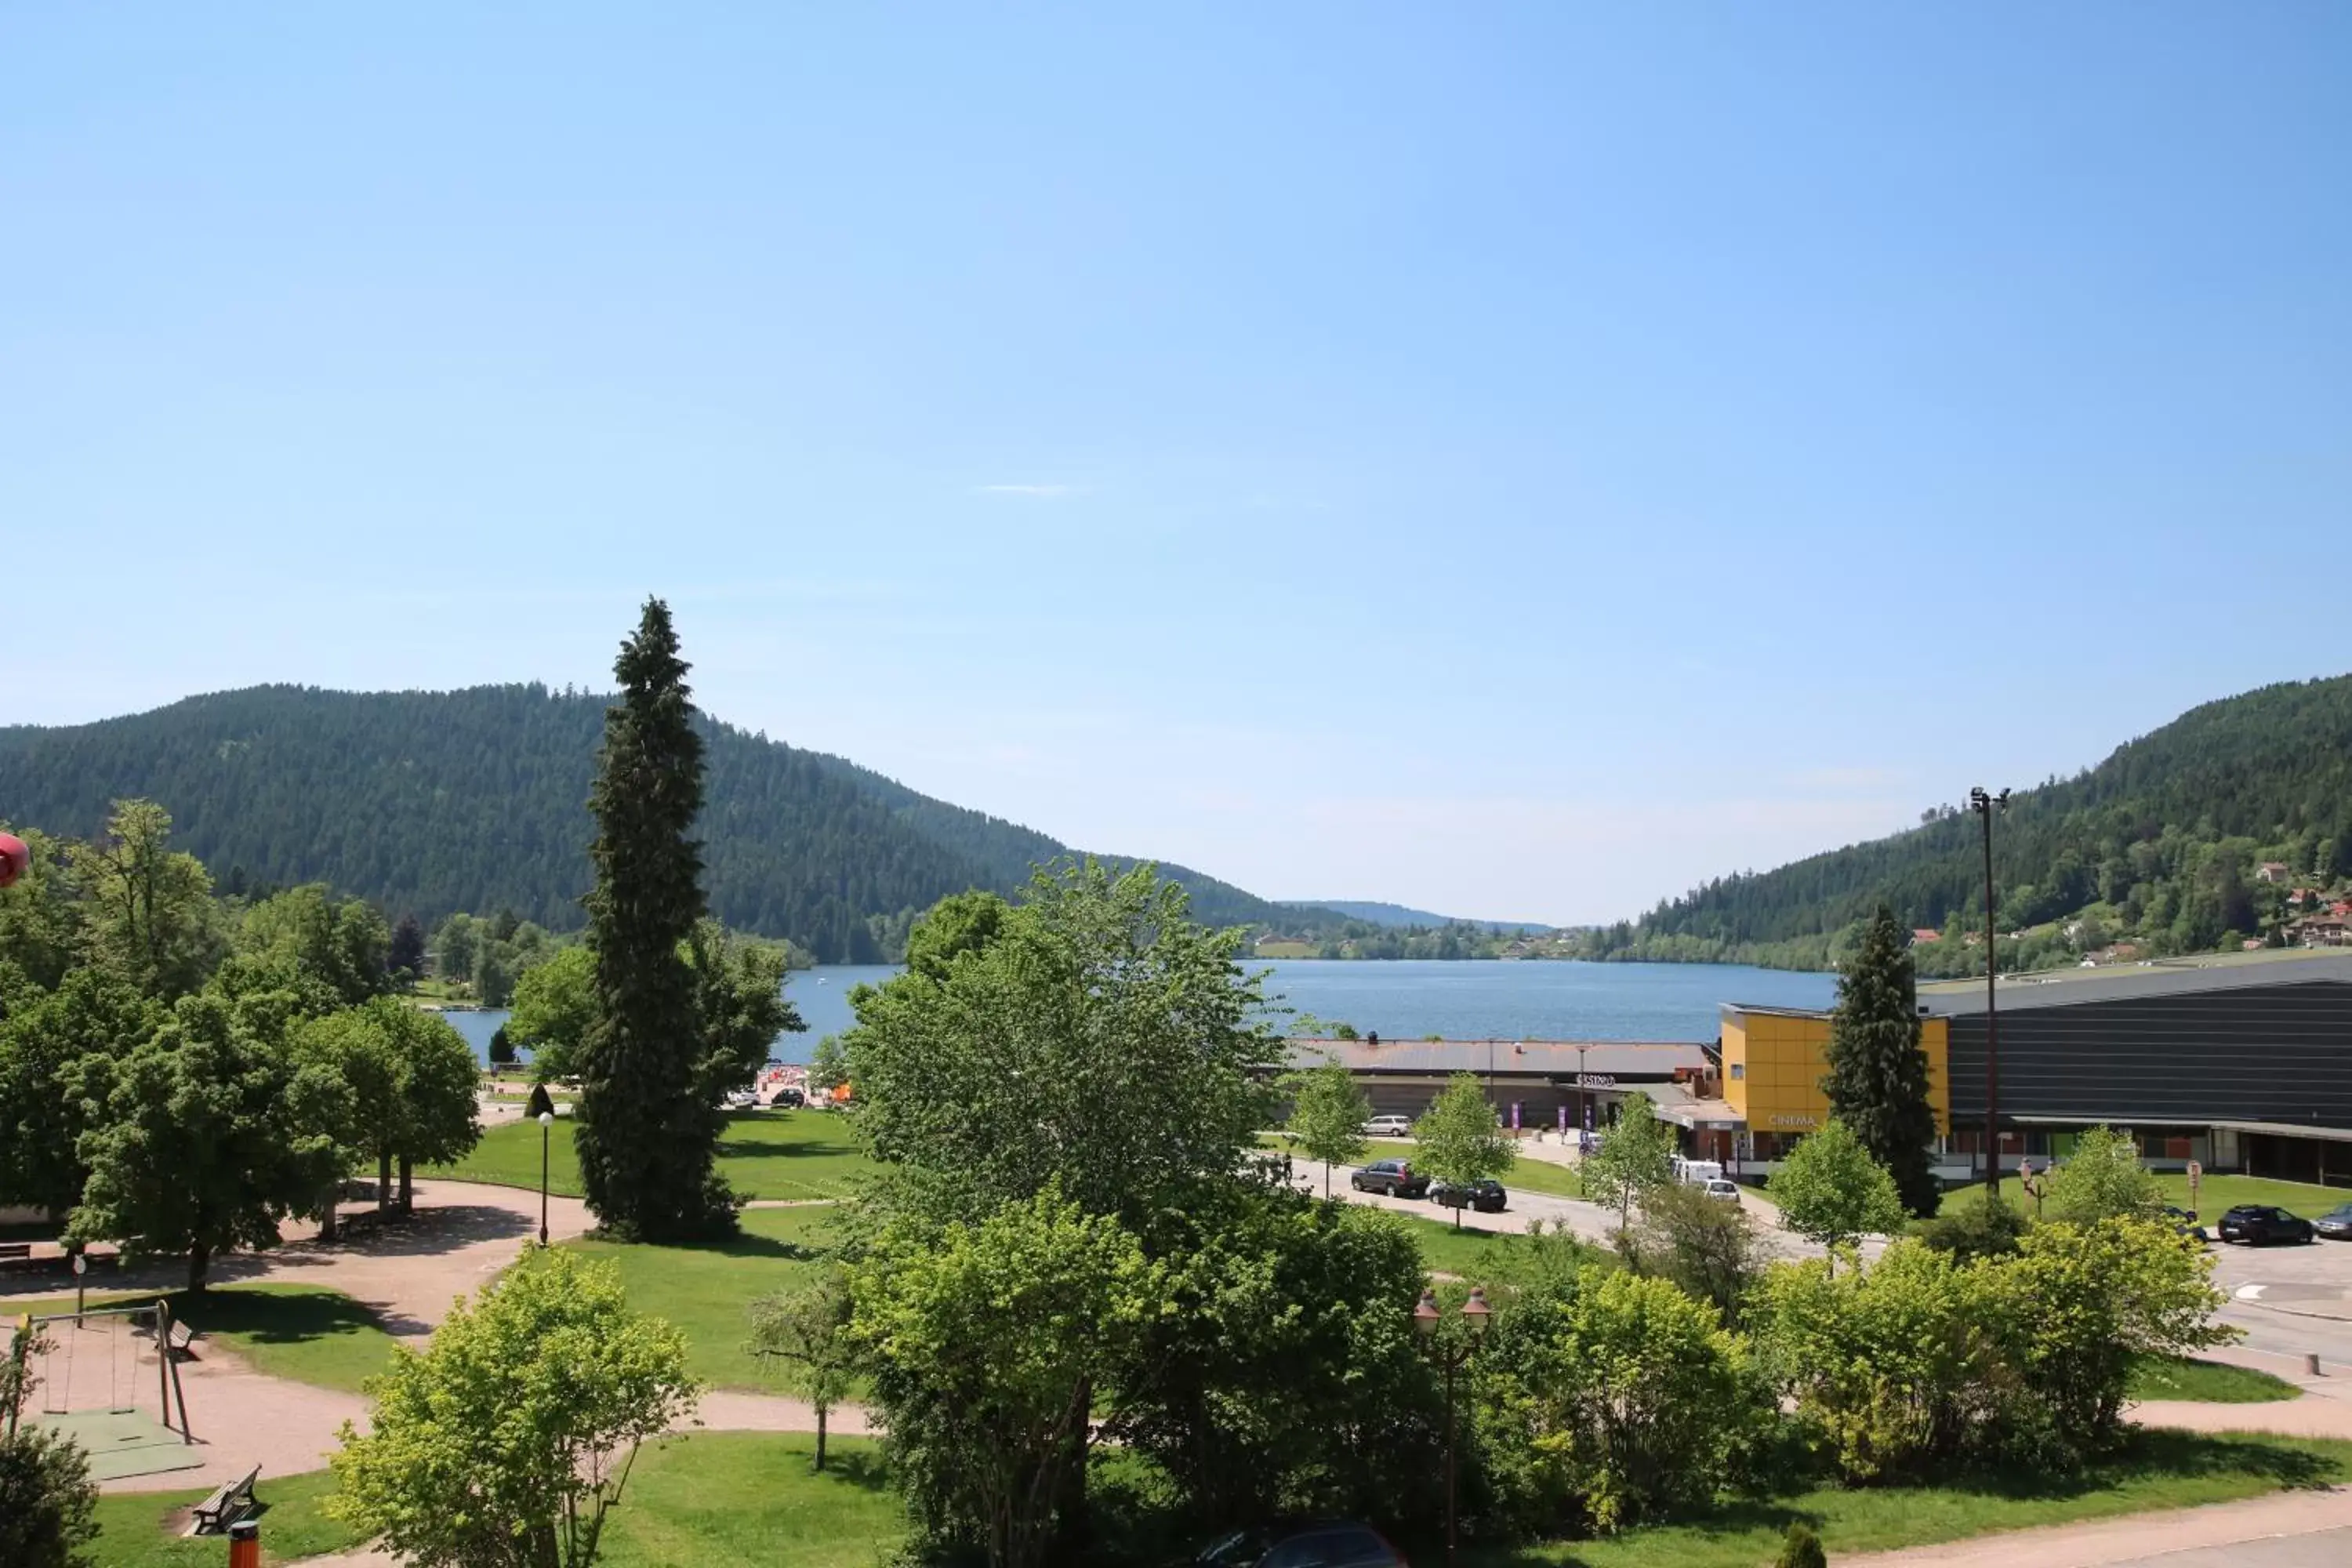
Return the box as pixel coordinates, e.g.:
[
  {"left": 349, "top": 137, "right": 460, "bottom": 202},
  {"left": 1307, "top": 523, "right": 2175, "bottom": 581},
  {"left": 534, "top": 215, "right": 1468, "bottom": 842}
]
[
  {"left": 575, "top": 599, "right": 730, "bottom": 1240},
  {"left": 1823, "top": 905, "right": 1940, "bottom": 1216}
]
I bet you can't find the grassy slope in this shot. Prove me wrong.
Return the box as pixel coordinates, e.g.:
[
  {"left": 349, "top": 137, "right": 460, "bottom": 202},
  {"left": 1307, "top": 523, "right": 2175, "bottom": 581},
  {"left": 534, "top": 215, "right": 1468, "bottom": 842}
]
[
  {"left": 89, "top": 1469, "right": 361, "bottom": 1568},
  {"left": 1468, "top": 1432, "right": 2352, "bottom": 1567},
  {"left": 9, "top": 1284, "right": 400, "bottom": 1394},
  {"left": 2128, "top": 1356, "right": 2302, "bottom": 1403},
  {"left": 426, "top": 1108, "right": 870, "bottom": 1201},
  {"left": 562, "top": 1207, "right": 840, "bottom": 1390}
]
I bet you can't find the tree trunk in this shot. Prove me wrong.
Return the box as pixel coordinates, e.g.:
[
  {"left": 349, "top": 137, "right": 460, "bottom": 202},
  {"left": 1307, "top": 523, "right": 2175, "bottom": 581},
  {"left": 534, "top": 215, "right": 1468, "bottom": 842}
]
[
  {"left": 187, "top": 1243, "right": 210, "bottom": 1294},
  {"left": 378, "top": 1148, "right": 392, "bottom": 1213},
  {"left": 814, "top": 1403, "right": 827, "bottom": 1472},
  {"left": 1049, "top": 1377, "right": 1093, "bottom": 1566},
  {"left": 320, "top": 1181, "right": 339, "bottom": 1242},
  {"left": 398, "top": 1155, "right": 414, "bottom": 1212}
]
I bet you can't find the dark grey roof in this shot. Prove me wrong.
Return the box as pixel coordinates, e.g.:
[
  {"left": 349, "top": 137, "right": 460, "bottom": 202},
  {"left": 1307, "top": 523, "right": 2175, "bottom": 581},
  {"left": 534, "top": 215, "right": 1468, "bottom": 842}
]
[
  {"left": 1282, "top": 1037, "right": 1710, "bottom": 1077},
  {"left": 1918, "top": 949, "right": 2352, "bottom": 1017}
]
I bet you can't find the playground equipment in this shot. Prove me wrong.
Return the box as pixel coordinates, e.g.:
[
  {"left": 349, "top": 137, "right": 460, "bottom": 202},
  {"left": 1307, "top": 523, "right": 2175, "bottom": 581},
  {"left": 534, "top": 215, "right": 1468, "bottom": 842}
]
[{"left": 6, "top": 1298, "right": 193, "bottom": 1443}]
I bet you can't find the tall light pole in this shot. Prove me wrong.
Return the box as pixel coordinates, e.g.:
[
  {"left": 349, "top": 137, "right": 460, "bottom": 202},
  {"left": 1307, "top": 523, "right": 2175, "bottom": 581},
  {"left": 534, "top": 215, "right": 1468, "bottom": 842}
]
[
  {"left": 1415, "top": 1285, "right": 1491, "bottom": 1568},
  {"left": 1969, "top": 786, "right": 2011, "bottom": 1195},
  {"left": 527, "top": 1080, "right": 557, "bottom": 1246}
]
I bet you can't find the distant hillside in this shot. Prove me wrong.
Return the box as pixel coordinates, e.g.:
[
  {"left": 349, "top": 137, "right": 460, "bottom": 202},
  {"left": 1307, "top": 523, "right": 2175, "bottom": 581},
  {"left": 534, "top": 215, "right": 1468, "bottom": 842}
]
[
  {"left": 1578, "top": 674, "right": 2352, "bottom": 975},
  {"left": 1287, "top": 900, "right": 1552, "bottom": 934},
  {"left": 0, "top": 684, "right": 1346, "bottom": 962}
]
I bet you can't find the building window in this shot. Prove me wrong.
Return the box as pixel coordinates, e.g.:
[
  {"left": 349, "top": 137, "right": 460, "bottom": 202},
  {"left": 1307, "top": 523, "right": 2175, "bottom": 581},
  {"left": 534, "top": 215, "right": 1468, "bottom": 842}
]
[{"left": 1730, "top": 1064, "right": 1745, "bottom": 1080}]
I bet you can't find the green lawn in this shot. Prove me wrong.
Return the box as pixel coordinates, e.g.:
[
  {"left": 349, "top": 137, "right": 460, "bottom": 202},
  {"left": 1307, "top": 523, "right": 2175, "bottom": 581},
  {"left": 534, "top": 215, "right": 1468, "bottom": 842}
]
[
  {"left": 89, "top": 1468, "right": 361, "bottom": 1567},
  {"left": 9, "top": 1284, "right": 401, "bottom": 1394},
  {"left": 563, "top": 1207, "right": 840, "bottom": 1389},
  {"left": 426, "top": 1109, "right": 872, "bottom": 1201},
  {"left": 1462, "top": 1432, "right": 2352, "bottom": 1566},
  {"left": 598, "top": 1432, "right": 905, "bottom": 1568},
  {"left": 2128, "top": 1356, "right": 2302, "bottom": 1403},
  {"left": 1940, "top": 1172, "right": 2352, "bottom": 1223},
  {"left": 1266, "top": 1134, "right": 1589, "bottom": 1200}
]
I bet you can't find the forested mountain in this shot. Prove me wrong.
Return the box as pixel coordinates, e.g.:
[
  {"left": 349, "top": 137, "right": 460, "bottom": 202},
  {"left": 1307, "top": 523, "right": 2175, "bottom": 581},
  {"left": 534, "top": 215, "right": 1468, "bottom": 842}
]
[
  {"left": 0, "top": 684, "right": 1341, "bottom": 962},
  {"left": 1286, "top": 899, "right": 1552, "bottom": 933},
  {"left": 1576, "top": 675, "right": 2352, "bottom": 975}
]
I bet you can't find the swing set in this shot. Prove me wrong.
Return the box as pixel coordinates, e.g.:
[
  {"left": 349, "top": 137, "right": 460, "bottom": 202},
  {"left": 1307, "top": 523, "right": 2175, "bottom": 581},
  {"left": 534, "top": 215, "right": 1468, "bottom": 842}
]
[{"left": 5, "top": 1299, "right": 194, "bottom": 1444}]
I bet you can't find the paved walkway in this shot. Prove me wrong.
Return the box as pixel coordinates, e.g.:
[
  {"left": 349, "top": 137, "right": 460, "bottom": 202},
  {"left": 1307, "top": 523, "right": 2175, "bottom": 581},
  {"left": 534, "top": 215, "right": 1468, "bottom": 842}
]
[{"left": 1843, "top": 1486, "right": 2352, "bottom": 1566}]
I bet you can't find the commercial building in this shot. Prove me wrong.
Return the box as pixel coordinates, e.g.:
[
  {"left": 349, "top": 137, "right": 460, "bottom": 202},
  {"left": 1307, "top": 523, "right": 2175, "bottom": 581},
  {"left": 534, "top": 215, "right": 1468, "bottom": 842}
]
[
  {"left": 1722, "top": 948, "right": 2352, "bottom": 1185},
  {"left": 1276, "top": 1036, "right": 1734, "bottom": 1145}
]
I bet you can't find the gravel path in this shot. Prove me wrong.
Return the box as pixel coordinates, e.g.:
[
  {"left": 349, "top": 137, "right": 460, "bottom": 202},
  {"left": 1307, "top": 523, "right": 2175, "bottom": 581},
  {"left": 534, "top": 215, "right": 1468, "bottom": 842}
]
[{"left": 1842, "top": 1486, "right": 2352, "bottom": 1566}]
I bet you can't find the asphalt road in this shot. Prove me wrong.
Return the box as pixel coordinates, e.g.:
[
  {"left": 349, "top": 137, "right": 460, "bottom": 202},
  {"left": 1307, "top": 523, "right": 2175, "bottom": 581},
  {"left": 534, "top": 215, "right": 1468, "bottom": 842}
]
[{"left": 2110, "top": 1526, "right": 2352, "bottom": 1566}]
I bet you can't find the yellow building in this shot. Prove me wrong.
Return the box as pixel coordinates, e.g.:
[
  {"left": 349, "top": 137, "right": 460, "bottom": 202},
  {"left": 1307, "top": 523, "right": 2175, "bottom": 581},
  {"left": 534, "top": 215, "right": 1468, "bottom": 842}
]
[{"left": 1719, "top": 1004, "right": 1950, "bottom": 1160}]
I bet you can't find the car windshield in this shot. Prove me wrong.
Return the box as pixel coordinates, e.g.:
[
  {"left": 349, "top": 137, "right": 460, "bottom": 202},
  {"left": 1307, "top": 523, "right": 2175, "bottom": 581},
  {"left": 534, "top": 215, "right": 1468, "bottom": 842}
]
[{"left": 1196, "top": 1530, "right": 1271, "bottom": 1566}]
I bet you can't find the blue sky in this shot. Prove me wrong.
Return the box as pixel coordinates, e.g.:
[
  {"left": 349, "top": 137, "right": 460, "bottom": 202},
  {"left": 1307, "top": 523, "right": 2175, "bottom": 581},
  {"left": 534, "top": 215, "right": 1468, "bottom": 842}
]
[{"left": 4, "top": 5, "right": 2347, "bottom": 924}]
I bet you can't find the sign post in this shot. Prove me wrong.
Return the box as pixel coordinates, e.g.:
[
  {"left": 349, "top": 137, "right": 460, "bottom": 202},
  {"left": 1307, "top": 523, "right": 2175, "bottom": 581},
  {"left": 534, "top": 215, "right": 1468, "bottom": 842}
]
[{"left": 2187, "top": 1160, "right": 2202, "bottom": 1219}]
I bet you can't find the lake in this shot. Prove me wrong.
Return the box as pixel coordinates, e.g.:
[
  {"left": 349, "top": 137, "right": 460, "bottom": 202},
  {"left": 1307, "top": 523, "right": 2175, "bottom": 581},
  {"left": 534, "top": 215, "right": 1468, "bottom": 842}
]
[{"left": 439, "top": 959, "right": 1832, "bottom": 1065}]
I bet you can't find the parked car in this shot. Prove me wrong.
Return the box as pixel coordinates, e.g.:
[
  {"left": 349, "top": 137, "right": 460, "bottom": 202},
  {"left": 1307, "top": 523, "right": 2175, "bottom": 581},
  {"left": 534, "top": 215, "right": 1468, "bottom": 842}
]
[
  {"left": 2165, "top": 1205, "right": 2210, "bottom": 1243},
  {"left": 2313, "top": 1204, "right": 2352, "bottom": 1241},
  {"left": 1701, "top": 1178, "right": 1742, "bottom": 1204},
  {"left": 1189, "top": 1522, "right": 1407, "bottom": 1568},
  {"left": 1429, "top": 1178, "right": 1508, "bottom": 1213},
  {"left": 2218, "top": 1204, "right": 2316, "bottom": 1245},
  {"left": 1362, "top": 1115, "right": 1412, "bottom": 1138},
  {"left": 1351, "top": 1159, "right": 1429, "bottom": 1199}
]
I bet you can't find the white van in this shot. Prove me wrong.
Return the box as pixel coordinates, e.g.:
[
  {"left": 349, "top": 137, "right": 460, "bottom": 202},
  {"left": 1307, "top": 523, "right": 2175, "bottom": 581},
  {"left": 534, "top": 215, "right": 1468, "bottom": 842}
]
[
  {"left": 1363, "top": 1115, "right": 1413, "bottom": 1138},
  {"left": 1674, "top": 1157, "right": 1725, "bottom": 1186}
]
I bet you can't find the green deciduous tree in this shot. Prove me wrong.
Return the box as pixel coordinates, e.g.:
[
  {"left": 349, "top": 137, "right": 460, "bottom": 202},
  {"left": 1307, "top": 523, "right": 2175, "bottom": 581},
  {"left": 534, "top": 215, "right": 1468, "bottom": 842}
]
[
  {"left": 844, "top": 861, "right": 1281, "bottom": 1225},
  {"left": 686, "top": 920, "right": 802, "bottom": 1107},
  {"left": 509, "top": 946, "right": 597, "bottom": 1081},
  {"left": 903, "top": 889, "right": 1009, "bottom": 982},
  {"left": 2043, "top": 1125, "right": 2163, "bottom": 1225},
  {"left": 1279, "top": 1055, "right": 1371, "bottom": 1197},
  {"left": 1414, "top": 1071, "right": 1517, "bottom": 1228},
  {"left": 1824, "top": 906, "right": 1940, "bottom": 1216},
  {"left": 70, "top": 800, "right": 225, "bottom": 1000},
  {"left": 1581, "top": 1094, "right": 1675, "bottom": 1234},
  {"left": 1618, "top": 1180, "right": 1764, "bottom": 1325},
  {"left": 746, "top": 1267, "right": 858, "bottom": 1472},
  {"left": 1769, "top": 1119, "right": 1907, "bottom": 1275},
  {"left": 851, "top": 1187, "right": 1161, "bottom": 1568},
  {"left": 0, "top": 970, "right": 158, "bottom": 1219},
  {"left": 296, "top": 997, "right": 481, "bottom": 1217},
  {"left": 71, "top": 990, "right": 350, "bottom": 1290},
  {"left": 575, "top": 599, "right": 728, "bottom": 1243},
  {"left": 238, "top": 884, "right": 392, "bottom": 1007},
  {"left": 331, "top": 1247, "right": 698, "bottom": 1568}
]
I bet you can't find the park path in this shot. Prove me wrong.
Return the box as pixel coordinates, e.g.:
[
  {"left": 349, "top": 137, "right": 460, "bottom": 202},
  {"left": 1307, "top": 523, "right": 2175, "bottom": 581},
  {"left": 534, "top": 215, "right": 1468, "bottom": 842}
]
[{"left": 1841, "top": 1486, "right": 2352, "bottom": 1566}]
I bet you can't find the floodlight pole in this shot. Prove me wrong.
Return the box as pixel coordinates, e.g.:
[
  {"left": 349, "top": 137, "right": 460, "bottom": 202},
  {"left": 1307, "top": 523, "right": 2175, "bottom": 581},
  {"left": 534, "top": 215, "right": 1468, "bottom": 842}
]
[{"left": 1970, "top": 786, "right": 2010, "bottom": 1195}]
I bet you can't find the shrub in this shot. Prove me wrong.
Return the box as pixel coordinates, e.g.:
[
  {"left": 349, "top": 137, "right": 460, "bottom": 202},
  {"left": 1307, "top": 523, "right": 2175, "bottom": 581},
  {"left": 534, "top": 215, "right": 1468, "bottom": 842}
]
[
  {"left": 1617, "top": 1181, "right": 1763, "bottom": 1324},
  {"left": 1775, "top": 1520, "right": 1828, "bottom": 1568},
  {"left": 1919, "top": 1193, "right": 2026, "bottom": 1261}
]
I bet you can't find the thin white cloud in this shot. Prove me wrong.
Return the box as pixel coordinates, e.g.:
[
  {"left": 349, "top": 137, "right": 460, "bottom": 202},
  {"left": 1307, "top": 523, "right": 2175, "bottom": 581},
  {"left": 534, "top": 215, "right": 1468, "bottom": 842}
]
[{"left": 974, "top": 483, "right": 1083, "bottom": 499}]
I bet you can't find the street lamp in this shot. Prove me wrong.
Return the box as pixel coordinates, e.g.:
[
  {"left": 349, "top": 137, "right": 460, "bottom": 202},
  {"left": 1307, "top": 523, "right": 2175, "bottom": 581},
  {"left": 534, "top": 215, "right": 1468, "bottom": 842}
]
[
  {"left": 537, "top": 1110, "right": 555, "bottom": 1245},
  {"left": 1415, "top": 1284, "right": 1491, "bottom": 1567},
  {"left": 1969, "top": 786, "right": 2011, "bottom": 1195}
]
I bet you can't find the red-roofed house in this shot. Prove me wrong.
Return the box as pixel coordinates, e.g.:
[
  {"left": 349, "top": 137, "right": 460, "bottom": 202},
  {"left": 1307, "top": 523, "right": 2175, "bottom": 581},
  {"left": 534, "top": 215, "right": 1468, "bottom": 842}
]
[{"left": 1911, "top": 928, "right": 1943, "bottom": 946}]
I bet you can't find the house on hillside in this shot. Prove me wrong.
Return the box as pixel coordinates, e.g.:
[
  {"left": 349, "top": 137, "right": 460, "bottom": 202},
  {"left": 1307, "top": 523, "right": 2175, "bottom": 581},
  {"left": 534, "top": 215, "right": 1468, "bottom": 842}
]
[
  {"left": 1911, "top": 927, "right": 1943, "bottom": 946},
  {"left": 2258, "top": 862, "right": 2292, "bottom": 885},
  {"left": 2296, "top": 915, "right": 2350, "bottom": 949}
]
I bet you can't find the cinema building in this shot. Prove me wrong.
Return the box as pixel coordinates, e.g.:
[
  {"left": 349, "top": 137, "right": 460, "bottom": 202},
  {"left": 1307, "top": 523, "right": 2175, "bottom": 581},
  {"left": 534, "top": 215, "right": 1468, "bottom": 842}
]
[{"left": 1720, "top": 948, "right": 2352, "bottom": 1185}]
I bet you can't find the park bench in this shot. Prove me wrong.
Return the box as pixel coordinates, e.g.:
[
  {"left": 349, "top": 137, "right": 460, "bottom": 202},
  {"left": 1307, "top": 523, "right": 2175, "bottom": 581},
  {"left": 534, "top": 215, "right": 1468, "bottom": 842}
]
[
  {"left": 187, "top": 1465, "right": 260, "bottom": 1536},
  {"left": 0, "top": 1242, "right": 31, "bottom": 1261},
  {"left": 164, "top": 1319, "right": 197, "bottom": 1355}
]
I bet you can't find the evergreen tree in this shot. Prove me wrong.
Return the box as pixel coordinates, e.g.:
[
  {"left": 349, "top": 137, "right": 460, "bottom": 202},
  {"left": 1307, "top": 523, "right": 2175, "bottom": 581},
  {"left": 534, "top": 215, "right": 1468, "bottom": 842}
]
[
  {"left": 573, "top": 599, "right": 728, "bottom": 1241},
  {"left": 387, "top": 913, "right": 426, "bottom": 983},
  {"left": 1823, "top": 906, "right": 1940, "bottom": 1216}
]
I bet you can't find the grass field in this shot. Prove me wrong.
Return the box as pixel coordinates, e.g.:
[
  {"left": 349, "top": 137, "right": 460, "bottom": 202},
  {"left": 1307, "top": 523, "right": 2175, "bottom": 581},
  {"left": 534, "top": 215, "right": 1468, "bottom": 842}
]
[
  {"left": 10, "top": 1284, "right": 401, "bottom": 1394},
  {"left": 599, "top": 1433, "right": 906, "bottom": 1567},
  {"left": 1461, "top": 1432, "right": 2352, "bottom": 1566},
  {"left": 1940, "top": 1172, "right": 2352, "bottom": 1222},
  {"left": 2128, "top": 1356, "right": 2302, "bottom": 1403},
  {"left": 1265, "top": 1134, "right": 1590, "bottom": 1200},
  {"left": 89, "top": 1468, "right": 361, "bottom": 1567},
  {"left": 564, "top": 1207, "right": 840, "bottom": 1389},
  {"left": 426, "top": 1109, "right": 872, "bottom": 1201}
]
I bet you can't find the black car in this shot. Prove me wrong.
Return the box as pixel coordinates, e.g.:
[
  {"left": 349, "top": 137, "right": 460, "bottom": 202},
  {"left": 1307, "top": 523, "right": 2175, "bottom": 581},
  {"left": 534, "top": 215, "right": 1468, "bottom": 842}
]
[
  {"left": 2314, "top": 1204, "right": 2352, "bottom": 1241},
  {"left": 1351, "top": 1159, "right": 1429, "bottom": 1199},
  {"left": 1191, "top": 1521, "right": 1407, "bottom": 1568},
  {"left": 1429, "top": 1178, "right": 1508, "bottom": 1213},
  {"left": 2218, "top": 1204, "right": 2316, "bottom": 1245}
]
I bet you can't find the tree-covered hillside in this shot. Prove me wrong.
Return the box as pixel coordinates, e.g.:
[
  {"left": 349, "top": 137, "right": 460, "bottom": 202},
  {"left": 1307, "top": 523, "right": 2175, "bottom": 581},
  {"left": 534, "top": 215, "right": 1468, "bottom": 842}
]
[
  {"left": 1574, "top": 675, "right": 2352, "bottom": 974},
  {"left": 0, "top": 684, "right": 1336, "bottom": 962}
]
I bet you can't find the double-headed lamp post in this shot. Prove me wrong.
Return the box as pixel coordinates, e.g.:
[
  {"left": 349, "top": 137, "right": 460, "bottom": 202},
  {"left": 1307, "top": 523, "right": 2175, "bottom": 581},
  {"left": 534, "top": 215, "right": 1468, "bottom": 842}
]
[
  {"left": 1968, "top": 786, "right": 2011, "bottom": 1194},
  {"left": 1415, "top": 1284, "right": 1491, "bottom": 1567}
]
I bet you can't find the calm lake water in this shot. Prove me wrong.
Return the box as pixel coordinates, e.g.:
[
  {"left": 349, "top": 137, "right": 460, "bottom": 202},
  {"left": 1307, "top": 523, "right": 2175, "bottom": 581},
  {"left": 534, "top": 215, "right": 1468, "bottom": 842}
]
[{"left": 440, "top": 959, "right": 1832, "bottom": 1065}]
